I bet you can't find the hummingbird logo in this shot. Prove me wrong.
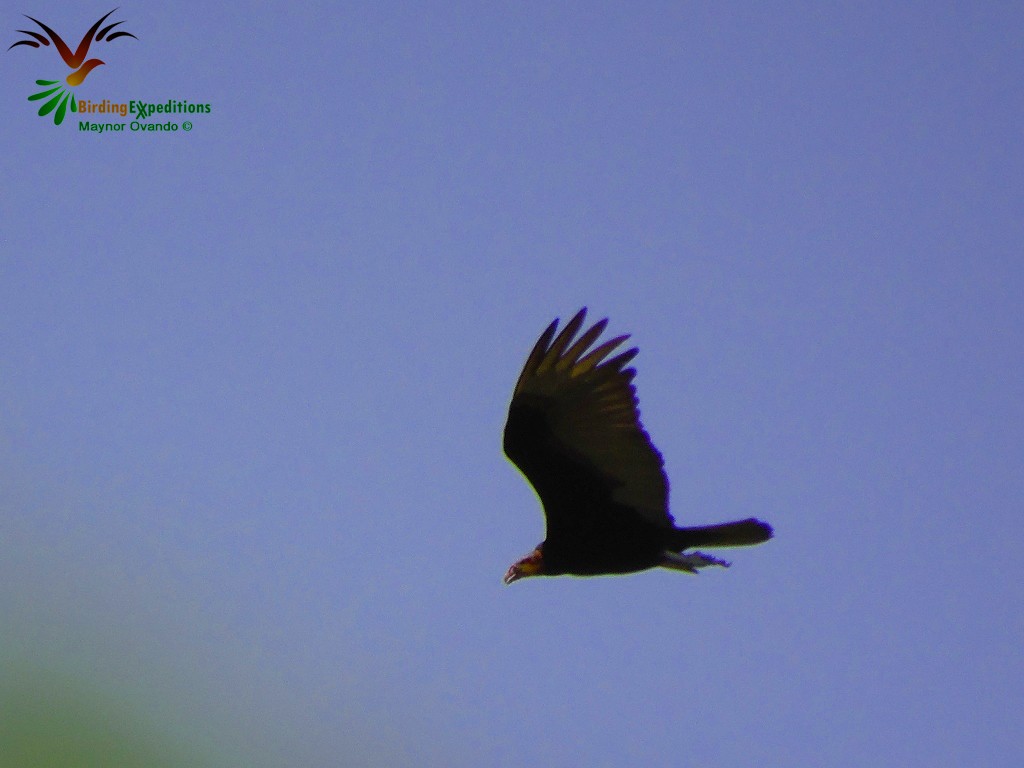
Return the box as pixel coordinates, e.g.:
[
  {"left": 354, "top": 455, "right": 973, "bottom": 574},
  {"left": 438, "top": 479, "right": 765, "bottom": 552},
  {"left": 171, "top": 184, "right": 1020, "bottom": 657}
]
[{"left": 9, "top": 8, "right": 137, "bottom": 125}]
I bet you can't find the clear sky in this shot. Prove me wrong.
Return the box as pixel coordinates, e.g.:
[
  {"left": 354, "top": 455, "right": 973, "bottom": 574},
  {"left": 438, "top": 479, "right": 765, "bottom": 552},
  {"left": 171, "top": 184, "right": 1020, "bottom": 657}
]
[{"left": 1, "top": 2, "right": 1021, "bottom": 766}]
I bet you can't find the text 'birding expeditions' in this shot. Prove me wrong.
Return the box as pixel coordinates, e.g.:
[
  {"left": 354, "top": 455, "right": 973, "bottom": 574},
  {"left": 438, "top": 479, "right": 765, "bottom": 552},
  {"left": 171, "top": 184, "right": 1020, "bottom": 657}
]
[{"left": 76, "top": 99, "right": 213, "bottom": 133}]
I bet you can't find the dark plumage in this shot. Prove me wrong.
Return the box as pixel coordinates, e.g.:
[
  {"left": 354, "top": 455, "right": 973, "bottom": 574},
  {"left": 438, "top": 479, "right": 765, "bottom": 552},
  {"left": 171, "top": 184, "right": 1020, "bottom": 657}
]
[{"left": 503, "top": 308, "right": 772, "bottom": 584}]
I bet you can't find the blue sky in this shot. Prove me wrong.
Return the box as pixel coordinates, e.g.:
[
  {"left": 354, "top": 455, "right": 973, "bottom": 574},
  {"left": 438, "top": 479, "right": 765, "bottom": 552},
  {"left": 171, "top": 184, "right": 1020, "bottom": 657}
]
[{"left": 1, "top": 2, "right": 1021, "bottom": 765}]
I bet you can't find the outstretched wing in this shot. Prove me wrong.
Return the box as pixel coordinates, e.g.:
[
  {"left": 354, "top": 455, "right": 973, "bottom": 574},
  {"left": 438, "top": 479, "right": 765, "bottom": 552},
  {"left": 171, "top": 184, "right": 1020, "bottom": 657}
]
[{"left": 503, "top": 309, "right": 672, "bottom": 540}]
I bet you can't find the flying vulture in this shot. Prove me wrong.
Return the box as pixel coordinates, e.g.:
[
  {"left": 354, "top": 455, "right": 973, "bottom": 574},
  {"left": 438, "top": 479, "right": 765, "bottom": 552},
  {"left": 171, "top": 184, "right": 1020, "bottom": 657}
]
[{"left": 503, "top": 308, "right": 772, "bottom": 584}]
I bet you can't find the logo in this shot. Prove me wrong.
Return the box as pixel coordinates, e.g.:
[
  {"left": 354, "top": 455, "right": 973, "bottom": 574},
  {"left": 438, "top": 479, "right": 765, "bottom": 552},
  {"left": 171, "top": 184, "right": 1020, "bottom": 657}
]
[
  {"left": 9, "top": 8, "right": 212, "bottom": 133},
  {"left": 9, "top": 8, "right": 136, "bottom": 125}
]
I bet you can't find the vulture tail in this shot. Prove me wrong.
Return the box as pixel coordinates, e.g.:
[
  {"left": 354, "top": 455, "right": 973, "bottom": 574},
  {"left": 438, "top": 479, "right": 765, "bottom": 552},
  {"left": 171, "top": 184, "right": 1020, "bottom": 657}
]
[{"left": 670, "top": 518, "right": 773, "bottom": 551}]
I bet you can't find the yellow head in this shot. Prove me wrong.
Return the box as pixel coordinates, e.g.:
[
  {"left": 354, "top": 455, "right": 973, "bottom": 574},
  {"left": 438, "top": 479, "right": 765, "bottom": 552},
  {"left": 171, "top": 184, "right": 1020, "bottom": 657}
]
[{"left": 503, "top": 546, "right": 545, "bottom": 585}]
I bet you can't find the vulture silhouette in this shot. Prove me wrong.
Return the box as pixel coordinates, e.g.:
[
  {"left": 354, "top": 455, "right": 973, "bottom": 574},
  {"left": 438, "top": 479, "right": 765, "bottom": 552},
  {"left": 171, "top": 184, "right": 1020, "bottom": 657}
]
[{"left": 503, "top": 308, "right": 772, "bottom": 584}]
